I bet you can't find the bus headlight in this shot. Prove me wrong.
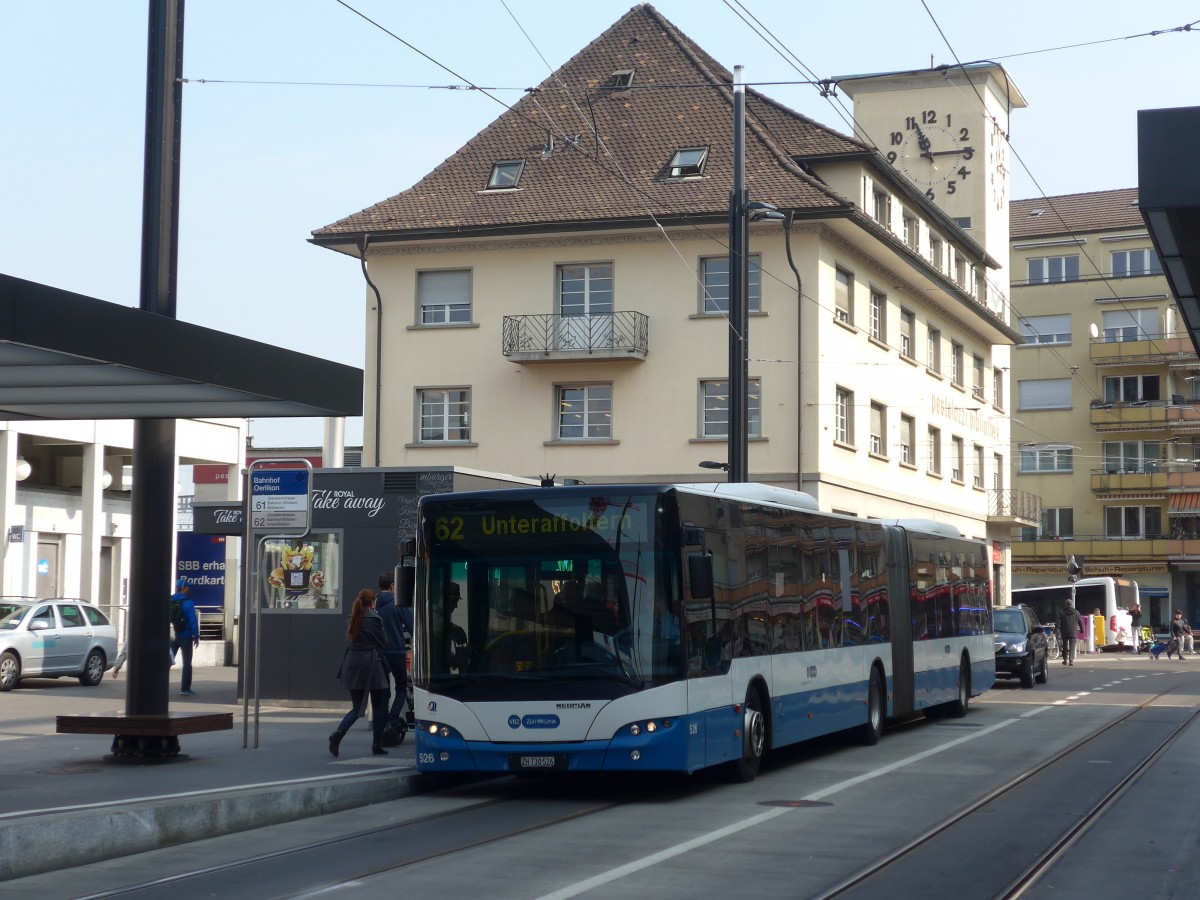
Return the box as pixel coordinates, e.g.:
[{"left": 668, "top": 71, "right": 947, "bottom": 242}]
[
  {"left": 645, "top": 721, "right": 657, "bottom": 733},
  {"left": 630, "top": 724, "right": 641, "bottom": 736}
]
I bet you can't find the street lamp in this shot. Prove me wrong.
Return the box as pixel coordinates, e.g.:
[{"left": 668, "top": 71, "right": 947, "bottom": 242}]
[{"left": 727, "top": 64, "right": 785, "bottom": 485}]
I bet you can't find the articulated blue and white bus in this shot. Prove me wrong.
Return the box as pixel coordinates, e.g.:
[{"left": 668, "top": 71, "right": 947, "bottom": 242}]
[{"left": 413, "top": 482, "right": 994, "bottom": 780}]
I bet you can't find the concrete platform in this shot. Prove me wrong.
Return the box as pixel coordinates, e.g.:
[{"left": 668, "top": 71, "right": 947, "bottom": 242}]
[{"left": 0, "top": 667, "right": 422, "bottom": 882}]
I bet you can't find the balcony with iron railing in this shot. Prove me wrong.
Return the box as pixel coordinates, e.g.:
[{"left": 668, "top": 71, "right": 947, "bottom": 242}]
[
  {"left": 988, "top": 488, "right": 1041, "bottom": 527},
  {"left": 501, "top": 312, "right": 649, "bottom": 363},
  {"left": 1089, "top": 397, "right": 1200, "bottom": 431},
  {"left": 1089, "top": 332, "right": 1198, "bottom": 367}
]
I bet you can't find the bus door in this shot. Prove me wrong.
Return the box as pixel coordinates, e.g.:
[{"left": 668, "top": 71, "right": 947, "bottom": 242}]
[{"left": 884, "top": 528, "right": 914, "bottom": 717}]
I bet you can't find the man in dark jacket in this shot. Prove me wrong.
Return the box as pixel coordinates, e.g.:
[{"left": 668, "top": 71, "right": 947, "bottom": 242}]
[
  {"left": 374, "top": 573, "right": 409, "bottom": 736},
  {"left": 1056, "top": 599, "right": 1084, "bottom": 667}
]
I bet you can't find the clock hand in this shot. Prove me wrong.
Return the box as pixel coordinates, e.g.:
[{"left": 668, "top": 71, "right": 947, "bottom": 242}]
[{"left": 913, "top": 123, "right": 931, "bottom": 154}]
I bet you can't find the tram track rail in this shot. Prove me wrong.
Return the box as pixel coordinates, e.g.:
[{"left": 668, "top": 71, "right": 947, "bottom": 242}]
[
  {"left": 815, "top": 679, "right": 1200, "bottom": 899},
  {"left": 77, "top": 784, "right": 628, "bottom": 899}
]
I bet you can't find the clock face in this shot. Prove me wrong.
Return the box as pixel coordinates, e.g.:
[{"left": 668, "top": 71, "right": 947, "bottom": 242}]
[{"left": 885, "top": 111, "right": 975, "bottom": 201}]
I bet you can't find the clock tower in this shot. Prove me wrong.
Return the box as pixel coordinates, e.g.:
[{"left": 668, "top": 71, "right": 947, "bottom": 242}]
[{"left": 837, "top": 63, "right": 1026, "bottom": 277}]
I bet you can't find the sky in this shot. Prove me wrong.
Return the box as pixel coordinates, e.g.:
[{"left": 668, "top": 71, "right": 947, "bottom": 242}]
[{"left": 2, "top": 1, "right": 1197, "bottom": 450}]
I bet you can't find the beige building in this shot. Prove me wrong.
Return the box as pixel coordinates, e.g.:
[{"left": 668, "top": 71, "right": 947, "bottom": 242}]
[
  {"left": 1009, "top": 187, "right": 1195, "bottom": 630},
  {"left": 312, "top": 5, "right": 1028, "bottom": 589}
]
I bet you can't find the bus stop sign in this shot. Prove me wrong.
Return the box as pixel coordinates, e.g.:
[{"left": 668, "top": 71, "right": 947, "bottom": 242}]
[{"left": 250, "top": 468, "right": 310, "bottom": 532}]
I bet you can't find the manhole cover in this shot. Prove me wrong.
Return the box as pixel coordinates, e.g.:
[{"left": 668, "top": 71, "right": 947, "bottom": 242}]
[{"left": 758, "top": 799, "right": 833, "bottom": 808}]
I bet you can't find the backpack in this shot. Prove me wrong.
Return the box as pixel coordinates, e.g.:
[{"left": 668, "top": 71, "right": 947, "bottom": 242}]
[{"left": 170, "top": 599, "right": 188, "bottom": 635}]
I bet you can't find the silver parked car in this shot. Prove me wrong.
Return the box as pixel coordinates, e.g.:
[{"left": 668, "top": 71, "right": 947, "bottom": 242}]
[{"left": 0, "top": 599, "right": 118, "bottom": 691}]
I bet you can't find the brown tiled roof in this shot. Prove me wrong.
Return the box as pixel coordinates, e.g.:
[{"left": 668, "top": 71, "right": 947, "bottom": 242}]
[
  {"left": 312, "top": 4, "right": 868, "bottom": 243},
  {"left": 1010, "top": 187, "right": 1145, "bottom": 240}
]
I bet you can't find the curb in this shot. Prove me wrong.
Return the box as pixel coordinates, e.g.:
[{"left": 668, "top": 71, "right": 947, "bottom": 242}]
[{"left": 0, "top": 767, "right": 424, "bottom": 882}]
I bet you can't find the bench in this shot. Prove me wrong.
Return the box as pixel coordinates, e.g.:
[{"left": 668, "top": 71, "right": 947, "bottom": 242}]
[{"left": 57, "top": 713, "right": 233, "bottom": 761}]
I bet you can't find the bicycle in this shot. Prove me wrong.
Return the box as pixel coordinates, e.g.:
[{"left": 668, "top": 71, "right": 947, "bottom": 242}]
[{"left": 1045, "top": 626, "right": 1061, "bottom": 661}]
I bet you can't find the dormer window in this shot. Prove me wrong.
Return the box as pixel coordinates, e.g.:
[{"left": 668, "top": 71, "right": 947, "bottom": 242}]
[
  {"left": 486, "top": 160, "right": 524, "bottom": 190},
  {"left": 601, "top": 69, "right": 635, "bottom": 91},
  {"left": 665, "top": 147, "right": 708, "bottom": 179}
]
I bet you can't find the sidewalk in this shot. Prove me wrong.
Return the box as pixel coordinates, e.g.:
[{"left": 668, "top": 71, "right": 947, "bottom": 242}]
[{"left": 0, "top": 668, "right": 423, "bottom": 882}]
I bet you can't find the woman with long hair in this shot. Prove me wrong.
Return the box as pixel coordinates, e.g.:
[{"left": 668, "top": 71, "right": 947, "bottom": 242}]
[{"left": 329, "top": 589, "right": 391, "bottom": 757}]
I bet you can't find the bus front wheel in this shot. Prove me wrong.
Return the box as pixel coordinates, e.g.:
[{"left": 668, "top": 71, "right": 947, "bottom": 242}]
[{"left": 728, "top": 688, "right": 766, "bottom": 782}]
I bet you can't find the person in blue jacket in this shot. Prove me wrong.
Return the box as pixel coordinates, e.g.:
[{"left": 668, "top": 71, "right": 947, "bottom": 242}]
[{"left": 170, "top": 579, "right": 200, "bottom": 695}]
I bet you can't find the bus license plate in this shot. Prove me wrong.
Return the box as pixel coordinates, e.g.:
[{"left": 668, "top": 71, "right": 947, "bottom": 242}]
[{"left": 511, "top": 754, "right": 565, "bottom": 771}]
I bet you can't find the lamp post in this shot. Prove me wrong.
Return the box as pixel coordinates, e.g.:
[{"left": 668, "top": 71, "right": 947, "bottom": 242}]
[{"left": 728, "top": 65, "right": 784, "bottom": 484}]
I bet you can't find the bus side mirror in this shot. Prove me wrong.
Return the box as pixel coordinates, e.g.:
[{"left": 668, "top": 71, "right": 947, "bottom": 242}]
[{"left": 688, "top": 551, "right": 714, "bottom": 600}]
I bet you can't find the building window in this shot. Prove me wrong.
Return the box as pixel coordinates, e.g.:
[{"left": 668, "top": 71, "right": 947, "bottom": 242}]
[
  {"left": 419, "top": 389, "right": 471, "bottom": 443},
  {"left": 1018, "top": 378, "right": 1072, "bottom": 410},
  {"left": 1019, "top": 314, "right": 1071, "bottom": 345},
  {"left": 835, "top": 268, "right": 853, "bottom": 324},
  {"left": 903, "top": 213, "right": 918, "bottom": 250},
  {"left": 1105, "top": 505, "right": 1162, "bottom": 539},
  {"left": 1103, "top": 440, "right": 1161, "bottom": 474},
  {"left": 1103, "top": 374, "right": 1160, "bottom": 403},
  {"left": 930, "top": 235, "right": 944, "bottom": 271},
  {"left": 835, "top": 387, "right": 854, "bottom": 445},
  {"left": 869, "top": 402, "right": 886, "bottom": 456},
  {"left": 602, "top": 69, "right": 635, "bottom": 91},
  {"left": 558, "top": 263, "right": 613, "bottom": 318},
  {"left": 954, "top": 255, "right": 967, "bottom": 287},
  {"left": 873, "top": 189, "right": 890, "bottom": 226},
  {"left": 1111, "top": 248, "right": 1162, "bottom": 278},
  {"left": 972, "top": 355, "right": 986, "bottom": 400},
  {"left": 869, "top": 289, "right": 886, "bottom": 341},
  {"left": 418, "top": 270, "right": 472, "bottom": 325},
  {"left": 1102, "top": 308, "right": 1158, "bottom": 342},
  {"left": 666, "top": 147, "right": 708, "bottom": 178},
  {"left": 973, "top": 444, "right": 985, "bottom": 488},
  {"left": 701, "top": 378, "right": 762, "bottom": 438},
  {"left": 486, "top": 160, "right": 524, "bottom": 189},
  {"left": 1041, "top": 507, "right": 1074, "bottom": 538},
  {"left": 951, "top": 436, "right": 965, "bottom": 482},
  {"left": 900, "top": 414, "right": 915, "bottom": 464},
  {"left": 993, "top": 452, "right": 1004, "bottom": 491},
  {"left": 557, "top": 384, "right": 612, "bottom": 440},
  {"left": 1020, "top": 445, "right": 1073, "bottom": 473},
  {"left": 951, "top": 342, "right": 965, "bottom": 386},
  {"left": 1027, "top": 254, "right": 1080, "bottom": 284},
  {"left": 701, "top": 255, "right": 761, "bottom": 314},
  {"left": 927, "top": 426, "right": 942, "bottom": 475},
  {"left": 994, "top": 368, "right": 1005, "bottom": 409},
  {"left": 900, "top": 308, "right": 915, "bottom": 359},
  {"left": 927, "top": 326, "right": 941, "bottom": 372}
]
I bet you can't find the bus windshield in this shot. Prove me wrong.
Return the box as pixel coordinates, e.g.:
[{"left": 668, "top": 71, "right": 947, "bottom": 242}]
[{"left": 417, "top": 491, "right": 682, "bottom": 700}]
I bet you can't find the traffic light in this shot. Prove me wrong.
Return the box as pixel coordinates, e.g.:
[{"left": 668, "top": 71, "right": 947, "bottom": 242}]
[{"left": 1066, "top": 555, "right": 1084, "bottom": 582}]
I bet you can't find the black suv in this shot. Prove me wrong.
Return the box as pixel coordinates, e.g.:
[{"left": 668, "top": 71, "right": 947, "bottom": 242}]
[{"left": 994, "top": 603, "right": 1049, "bottom": 689}]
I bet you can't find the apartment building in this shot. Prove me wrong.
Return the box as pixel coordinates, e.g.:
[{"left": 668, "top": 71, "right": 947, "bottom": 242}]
[
  {"left": 1009, "top": 187, "right": 1197, "bottom": 629},
  {"left": 312, "top": 4, "right": 1028, "bottom": 585}
]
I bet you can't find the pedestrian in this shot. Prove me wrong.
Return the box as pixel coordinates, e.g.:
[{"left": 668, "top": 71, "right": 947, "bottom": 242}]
[
  {"left": 1129, "top": 603, "right": 1143, "bottom": 653},
  {"left": 169, "top": 580, "right": 199, "bottom": 695},
  {"left": 1169, "top": 610, "right": 1189, "bottom": 660},
  {"left": 329, "top": 588, "right": 391, "bottom": 757},
  {"left": 110, "top": 641, "right": 128, "bottom": 678},
  {"left": 1056, "top": 598, "right": 1084, "bottom": 666},
  {"left": 374, "top": 572, "right": 408, "bottom": 744}
]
